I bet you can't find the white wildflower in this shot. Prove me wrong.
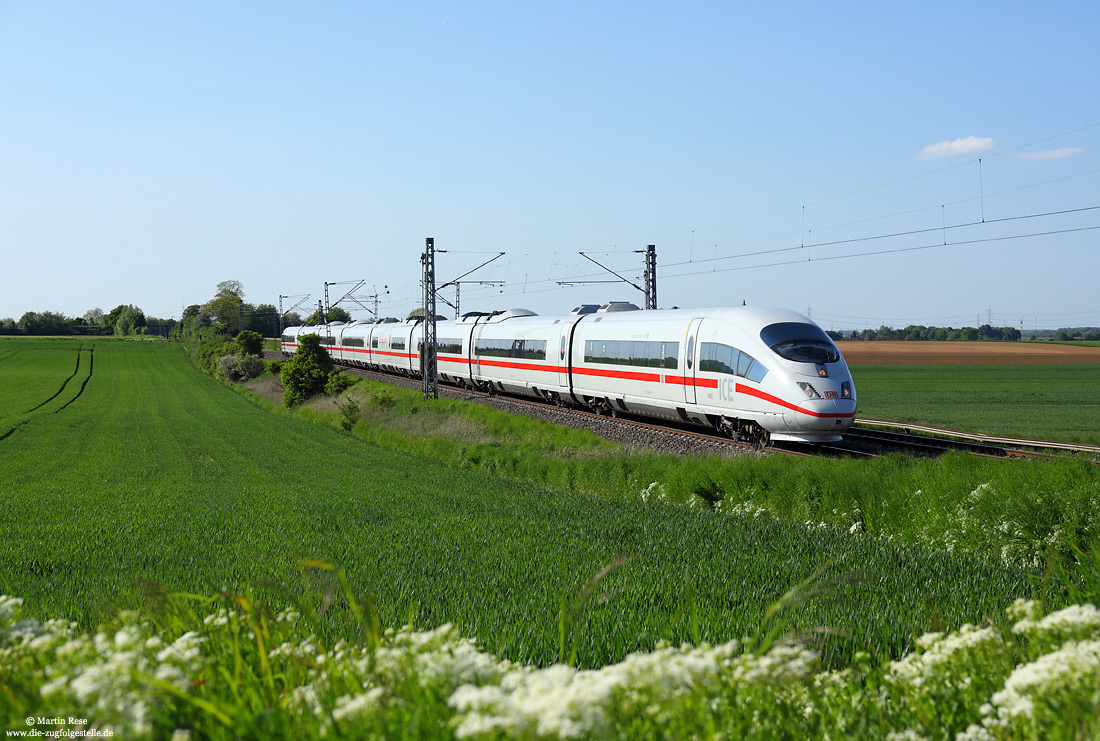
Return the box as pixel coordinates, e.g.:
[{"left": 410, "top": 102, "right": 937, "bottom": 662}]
[
  {"left": 293, "top": 683, "right": 323, "bottom": 715},
  {"left": 114, "top": 626, "right": 140, "bottom": 650},
  {"left": 156, "top": 631, "right": 205, "bottom": 666},
  {"left": 40, "top": 675, "right": 69, "bottom": 697},
  {"left": 955, "top": 723, "right": 993, "bottom": 741},
  {"left": 332, "top": 687, "right": 387, "bottom": 723},
  {"left": 888, "top": 625, "right": 1000, "bottom": 687},
  {"left": 1012, "top": 603, "right": 1100, "bottom": 639},
  {"left": 276, "top": 607, "right": 301, "bottom": 624},
  {"left": 0, "top": 595, "right": 24, "bottom": 620},
  {"left": 986, "top": 639, "right": 1100, "bottom": 722},
  {"left": 886, "top": 730, "right": 927, "bottom": 741},
  {"left": 449, "top": 638, "right": 796, "bottom": 739},
  {"left": 1006, "top": 598, "right": 1040, "bottom": 622},
  {"left": 203, "top": 609, "right": 230, "bottom": 628}
]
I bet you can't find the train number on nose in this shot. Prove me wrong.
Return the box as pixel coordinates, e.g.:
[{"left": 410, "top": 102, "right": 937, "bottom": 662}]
[{"left": 824, "top": 390, "right": 839, "bottom": 399}]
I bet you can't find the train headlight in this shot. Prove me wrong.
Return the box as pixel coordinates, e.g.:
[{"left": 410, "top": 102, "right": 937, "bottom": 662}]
[
  {"left": 796, "top": 382, "right": 821, "bottom": 399},
  {"left": 841, "top": 382, "right": 851, "bottom": 399}
]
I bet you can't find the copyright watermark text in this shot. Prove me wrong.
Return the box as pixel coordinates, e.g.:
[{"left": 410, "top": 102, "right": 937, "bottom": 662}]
[{"left": 6, "top": 717, "right": 113, "bottom": 738}]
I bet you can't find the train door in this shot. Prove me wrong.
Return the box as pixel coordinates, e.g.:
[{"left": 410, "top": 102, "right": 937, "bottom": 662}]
[
  {"left": 470, "top": 324, "right": 483, "bottom": 379},
  {"left": 461, "top": 321, "right": 477, "bottom": 386},
  {"left": 682, "top": 317, "right": 704, "bottom": 404},
  {"left": 557, "top": 321, "right": 572, "bottom": 387}
]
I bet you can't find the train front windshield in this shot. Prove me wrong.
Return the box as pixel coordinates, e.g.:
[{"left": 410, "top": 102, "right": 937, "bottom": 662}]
[{"left": 760, "top": 322, "right": 839, "bottom": 364}]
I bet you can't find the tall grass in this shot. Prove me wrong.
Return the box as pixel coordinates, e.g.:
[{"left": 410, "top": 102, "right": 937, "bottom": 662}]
[
  {"left": 2, "top": 546, "right": 1098, "bottom": 738},
  {"left": 305, "top": 377, "right": 1099, "bottom": 577}
]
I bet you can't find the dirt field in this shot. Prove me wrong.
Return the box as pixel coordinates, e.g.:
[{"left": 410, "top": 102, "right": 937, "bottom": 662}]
[{"left": 837, "top": 341, "right": 1100, "bottom": 365}]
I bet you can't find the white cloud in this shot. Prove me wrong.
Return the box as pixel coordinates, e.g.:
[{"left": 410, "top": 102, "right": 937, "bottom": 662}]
[
  {"left": 914, "top": 136, "right": 996, "bottom": 160},
  {"left": 1016, "top": 147, "right": 1084, "bottom": 161}
]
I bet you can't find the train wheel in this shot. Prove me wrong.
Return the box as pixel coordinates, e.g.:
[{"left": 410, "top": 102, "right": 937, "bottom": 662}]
[{"left": 741, "top": 423, "right": 770, "bottom": 449}]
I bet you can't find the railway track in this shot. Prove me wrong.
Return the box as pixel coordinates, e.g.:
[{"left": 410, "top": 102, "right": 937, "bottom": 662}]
[
  {"left": 855, "top": 418, "right": 1100, "bottom": 456},
  {"left": 282, "top": 353, "right": 1099, "bottom": 463},
  {"left": 830, "top": 421, "right": 1100, "bottom": 462},
  {"left": 333, "top": 363, "right": 787, "bottom": 458}
]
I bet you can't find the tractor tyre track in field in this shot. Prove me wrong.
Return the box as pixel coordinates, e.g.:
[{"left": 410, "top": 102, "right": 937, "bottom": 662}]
[
  {"left": 24, "top": 344, "right": 84, "bottom": 413},
  {"left": 0, "top": 420, "right": 30, "bottom": 442},
  {"left": 1, "top": 346, "right": 96, "bottom": 443},
  {"left": 54, "top": 345, "right": 95, "bottom": 413}
]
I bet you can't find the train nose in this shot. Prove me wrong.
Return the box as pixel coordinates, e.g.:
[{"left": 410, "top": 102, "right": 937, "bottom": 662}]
[{"left": 787, "top": 375, "right": 856, "bottom": 431}]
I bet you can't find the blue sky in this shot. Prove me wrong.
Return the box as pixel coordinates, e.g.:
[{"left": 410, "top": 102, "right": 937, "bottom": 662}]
[{"left": 2, "top": 1, "right": 1097, "bottom": 332}]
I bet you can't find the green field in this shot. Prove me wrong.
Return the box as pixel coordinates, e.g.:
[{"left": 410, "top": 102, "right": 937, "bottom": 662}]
[
  {"left": 2, "top": 337, "right": 1098, "bottom": 738},
  {"left": 851, "top": 363, "right": 1100, "bottom": 443},
  {"left": 0, "top": 339, "right": 1042, "bottom": 669},
  {"left": 0, "top": 338, "right": 94, "bottom": 424}
]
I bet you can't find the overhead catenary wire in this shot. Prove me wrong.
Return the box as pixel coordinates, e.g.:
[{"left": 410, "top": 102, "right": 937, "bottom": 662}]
[
  {"left": 659, "top": 225, "right": 1099, "bottom": 280},
  {"left": 272, "top": 122, "right": 1099, "bottom": 318}
]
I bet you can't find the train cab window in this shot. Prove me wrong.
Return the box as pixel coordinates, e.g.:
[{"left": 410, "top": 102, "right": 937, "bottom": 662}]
[
  {"left": 760, "top": 322, "right": 839, "bottom": 364},
  {"left": 739, "top": 353, "right": 769, "bottom": 383},
  {"left": 736, "top": 351, "right": 753, "bottom": 377},
  {"left": 281, "top": 334, "right": 294, "bottom": 344},
  {"left": 699, "top": 342, "right": 767, "bottom": 382},
  {"left": 391, "top": 337, "right": 406, "bottom": 351}
]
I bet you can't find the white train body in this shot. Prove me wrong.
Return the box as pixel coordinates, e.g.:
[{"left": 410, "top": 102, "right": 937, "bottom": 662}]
[{"left": 281, "top": 304, "right": 857, "bottom": 443}]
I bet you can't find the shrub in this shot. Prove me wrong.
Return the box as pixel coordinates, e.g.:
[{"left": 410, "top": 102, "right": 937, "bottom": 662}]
[
  {"left": 264, "top": 359, "right": 282, "bottom": 377},
  {"left": 217, "top": 354, "right": 265, "bottom": 382},
  {"left": 235, "top": 330, "right": 264, "bottom": 357},
  {"left": 338, "top": 397, "right": 361, "bottom": 431},
  {"left": 324, "top": 371, "right": 356, "bottom": 396},
  {"left": 281, "top": 334, "right": 335, "bottom": 406},
  {"left": 216, "top": 355, "right": 242, "bottom": 381},
  {"left": 236, "top": 355, "right": 264, "bottom": 380},
  {"left": 194, "top": 336, "right": 237, "bottom": 375}
]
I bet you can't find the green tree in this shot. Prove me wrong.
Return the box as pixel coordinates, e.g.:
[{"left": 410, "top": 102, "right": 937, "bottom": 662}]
[
  {"left": 112, "top": 305, "right": 146, "bottom": 336},
  {"left": 204, "top": 280, "right": 246, "bottom": 335},
  {"left": 235, "top": 330, "right": 264, "bottom": 357},
  {"left": 103, "top": 304, "right": 145, "bottom": 336},
  {"left": 306, "top": 306, "right": 352, "bottom": 324},
  {"left": 249, "top": 303, "right": 278, "bottom": 336},
  {"left": 281, "top": 334, "right": 336, "bottom": 406},
  {"left": 18, "top": 311, "right": 70, "bottom": 335}
]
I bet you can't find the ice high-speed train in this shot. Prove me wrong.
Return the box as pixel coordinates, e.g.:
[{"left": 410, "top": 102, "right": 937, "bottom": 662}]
[{"left": 281, "top": 302, "right": 857, "bottom": 444}]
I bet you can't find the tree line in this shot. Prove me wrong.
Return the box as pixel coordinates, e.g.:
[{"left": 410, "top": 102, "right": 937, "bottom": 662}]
[
  {"left": 0, "top": 305, "right": 175, "bottom": 337},
  {"left": 0, "top": 280, "right": 316, "bottom": 338},
  {"left": 827, "top": 324, "right": 1100, "bottom": 342},
  {"left": 174, "top": 280, "right": 343, "bottom": 337}
]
